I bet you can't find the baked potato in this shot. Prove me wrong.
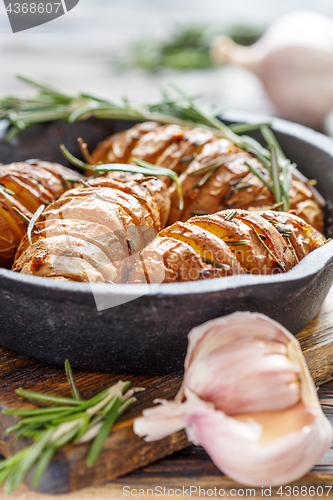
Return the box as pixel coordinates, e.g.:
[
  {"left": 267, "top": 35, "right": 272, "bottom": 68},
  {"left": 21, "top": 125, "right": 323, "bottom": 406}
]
[
  {"left": 128, "top": 209, "right": 326, "bottom": 284},
  {"left": 91, "top": 122, "right": 323, "bottom": 232},
  {"left": 13, "top": 187, "right": 325, "bottom": 284},
  {"left": 12, "top": 174, "right": 170, "bottom": 283},
  {"left": 0, "top": 161, "right": 82, "bottom": 267}
]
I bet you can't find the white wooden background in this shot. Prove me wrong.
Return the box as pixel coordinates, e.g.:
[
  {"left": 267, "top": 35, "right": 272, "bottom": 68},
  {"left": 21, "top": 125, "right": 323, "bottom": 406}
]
[{"left": 1, "top": 0, "right": 333, "bottom": 122}]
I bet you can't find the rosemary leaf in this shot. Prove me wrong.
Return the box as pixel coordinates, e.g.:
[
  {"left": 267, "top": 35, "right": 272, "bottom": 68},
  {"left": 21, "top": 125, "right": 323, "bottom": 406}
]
[
  {"left": 251, "top": 224, "right": 285, "bottom": 271},
  {"left": 86, "top": 399, "right": 122, "bottom": 468},
  {"left": 27, "top": 205, "right": 45, "bottom": 245},
  {"left": 3, "top": 406, "right": 76, "bottom": 417},
  {"left": 16, "top": 389, "right": 83, "bottom": 406},
  {"left": 32, "top": 445, "right": 56, "bottom": 488},
  {"left": 202, "top": 258, "right": 230, "bottom": 270},
  {"left": 65, "top": 359, "right": 81, "bottom": 401},
  {"left": 0, "top": 362, "right": 139, "bottom": 493},
  {"left": 260, "top": 125, "right": 286, "bottom": 159},
  {"left": 132, "top": 158, "right": 184, "bottom": 211},
  {"left": 224, "top": 210, "right": 238, "bottom": 221},
  {"left": 189, "top": 154, "right": 232, "bottom": 177},
  {"left": 229, "top": 121, "right": 271, "bottom": 134},
  {"left": 270, "top": 145, "right": 282, "bottom": 207},
  {"left": 192, "top": 170, "right": 213, "bottom": 188},
  {"left": 12, "top": 207, "right": 30, "bottom": 228},
  {"left": 224, "top": 240, "right": 250, "bottom": 246},
  {"left": 244, "top": 161, "right": 273, "bottom": 193}
]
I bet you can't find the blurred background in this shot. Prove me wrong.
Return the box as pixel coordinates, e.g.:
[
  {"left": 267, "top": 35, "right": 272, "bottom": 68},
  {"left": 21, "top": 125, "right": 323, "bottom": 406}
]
[{"left": 1, "top": 0, "right": 333, "bottom": 133}]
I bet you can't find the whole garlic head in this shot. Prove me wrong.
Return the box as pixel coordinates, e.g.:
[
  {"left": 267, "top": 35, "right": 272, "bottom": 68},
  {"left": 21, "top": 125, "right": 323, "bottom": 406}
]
[
  {"left": 134, "top": 312, "right": 332, "bottom": 486},
  {"left": 211, "top": 12, "right": 333, "bottom": 128}
]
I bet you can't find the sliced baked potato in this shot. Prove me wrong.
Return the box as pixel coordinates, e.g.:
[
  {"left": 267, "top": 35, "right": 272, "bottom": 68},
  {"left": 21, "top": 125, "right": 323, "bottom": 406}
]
[
  {"left": 91, "top": 122, "right": 324, "bottom": 232},
  {"left": 126, "top": 209, "right": 325, "bottom": 284},
  {"left": 13, "top": 174, "right": 169, "bottom": 283},
  {"left": 0, "top": 161, "right": 82, "bottom": 267}
]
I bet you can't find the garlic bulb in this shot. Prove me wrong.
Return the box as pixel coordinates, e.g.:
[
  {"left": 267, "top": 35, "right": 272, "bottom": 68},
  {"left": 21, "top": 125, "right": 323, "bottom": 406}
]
[
  {"left": 134, "top": 312, "right": 332, "bottom": 486},
  {"left": 211, "top": 12, "right": 333, "bottom": 128}
]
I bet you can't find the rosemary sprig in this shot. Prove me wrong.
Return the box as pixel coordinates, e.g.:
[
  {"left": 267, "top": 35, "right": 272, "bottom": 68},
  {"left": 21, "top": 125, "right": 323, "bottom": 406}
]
[
  {"left": 60, "top": 145, "right": 184, "bottom": 211},
  {"left": 0, "top": 361, "right": 139, "bottom": 494},
  {"left": 0, "top": 75, "right": 316, "bottom": 211}
]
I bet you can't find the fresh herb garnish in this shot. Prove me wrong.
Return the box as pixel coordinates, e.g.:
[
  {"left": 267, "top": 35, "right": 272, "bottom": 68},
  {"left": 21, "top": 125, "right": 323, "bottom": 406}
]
[
  {"left": 251, "top": 224, "right": 285, "bottom": 271},
  {"left": 0, "top": 361, "right": 140, "bottom": 494},
  {"left": 27, "top": 205, "right": 45, "bottom": 245},
  {"left": 189, "top": 155, "right": 233, "bottom": 177},
  {"left": 202, "top": 257, "right": 230, "bottom": 270},
  {"left": 224, "top": 239, "right": 250, "bottom": 246},
  {"left": 0, "top": 185, "right": 16, "bottom": 197},
  {"left": 60, "top": 145, "right": 184, "bottom": 211},
  {"left": 1, "top": 76, "right": 323, "bottom": 212},
  {"left": 224, "top": 210, "right": 238, "bottom": 221},
  {"left": 12, "top": 207, "right": 30, "bottom": 228}
]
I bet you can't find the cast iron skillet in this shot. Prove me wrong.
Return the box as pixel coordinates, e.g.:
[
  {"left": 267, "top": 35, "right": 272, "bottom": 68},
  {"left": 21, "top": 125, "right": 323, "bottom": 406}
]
[{"left": 0, "top": 113, "right": 333, "bottom": 374}]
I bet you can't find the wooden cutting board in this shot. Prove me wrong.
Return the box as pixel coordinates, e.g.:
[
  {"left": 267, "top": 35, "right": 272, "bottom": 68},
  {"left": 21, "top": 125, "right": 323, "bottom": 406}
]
[{"left": 1, "top": 285, "right": 333, "bottom": 494}]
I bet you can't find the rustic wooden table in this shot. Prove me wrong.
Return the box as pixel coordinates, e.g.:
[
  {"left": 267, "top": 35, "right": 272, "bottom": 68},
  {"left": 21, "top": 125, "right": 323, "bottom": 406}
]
[{"left": 1, "top": 285, "right": 333, "bottom": 499}]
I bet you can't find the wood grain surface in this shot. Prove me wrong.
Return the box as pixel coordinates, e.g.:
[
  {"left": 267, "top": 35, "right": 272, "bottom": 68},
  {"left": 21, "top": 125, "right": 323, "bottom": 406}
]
[{"left": 1, "top": 285, "right": 333, "bottom": 498}]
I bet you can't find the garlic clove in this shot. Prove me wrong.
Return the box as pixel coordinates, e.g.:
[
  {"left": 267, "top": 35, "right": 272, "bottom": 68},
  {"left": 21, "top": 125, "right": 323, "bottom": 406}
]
[
  {"left": 184, "top": 402, "right": 332, "bottom": 486},
  {"left": 184, "top": 312, "right": 301, "bottom": 414}
]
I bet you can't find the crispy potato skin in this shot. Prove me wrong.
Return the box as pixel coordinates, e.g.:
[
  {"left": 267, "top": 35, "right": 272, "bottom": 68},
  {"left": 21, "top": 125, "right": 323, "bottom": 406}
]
[
  {"left": 91, "top": 123, "right": 323, "bottom": 232},
  {"left": 0, "top": 161, "right": 82, "bottom": 268},
  {"left": 0, "top": 191, "right": 30, "bottom": 268},
  {"left": 127, "top": 237, "right": 222, "bottom": 284},
  {"left": 13, "top": 202, "right": 325, "bottom": 284},
  {"left": 130, "top": 210, "right": 325, "bottom": 284},
  {"left": 87, "top": 173, "right": 171, "bottom": 231},
  {"left": 12, "top": 176, "right": 167, "bottom": 283},
  {"left": 160, "top": 221, "right": 244, "bottom": 276},
  {"left": 14, "top": 219, "right": 128, "bottom": 265}
]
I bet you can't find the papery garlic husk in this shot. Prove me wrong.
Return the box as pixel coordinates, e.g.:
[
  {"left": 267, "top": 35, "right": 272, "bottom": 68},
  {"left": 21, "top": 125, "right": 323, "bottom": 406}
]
[
  {"left": 184, "top": 313, "right": 302, "bottom": 414},
  {"left": 133, "top": 312, "right": 332, "bottom": 486},
  {"left": 210, "top": 11, "right": 333, "bottom": 128},
  {"left": 133, "top": 388, "right": 211, "bottom": 442}
]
